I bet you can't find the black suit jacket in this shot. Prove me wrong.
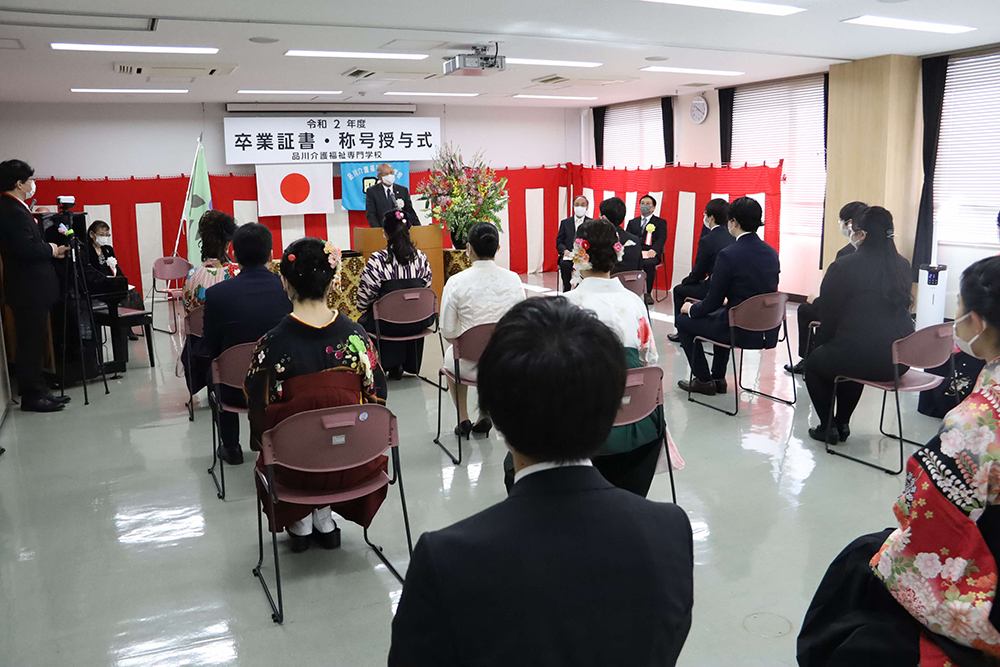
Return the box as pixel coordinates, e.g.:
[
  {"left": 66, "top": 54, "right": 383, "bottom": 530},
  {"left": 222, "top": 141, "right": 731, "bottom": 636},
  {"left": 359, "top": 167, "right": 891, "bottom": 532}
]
[
  {"left": 365, "top": 183, "right": 417, "bottom": 228},
  {"left": 556, "top": 216, "right": 590, "bottom": 258},
  {"left": 203, "top": 265, "right": 292, "bottom": 358},
  {"left": 835, "top": 242, "right": 856, "bottom": 260},
  {"left": 0, "top": 194, "right": 59, "bottom": 309},
  {"left": 389, "top": 466, "right": 693, "bottom": 667},
  {"left": 681, "top": 224, "right": 735, "bottom": 286},
  {"left": 615, "top": 226, "right": 643, "bottom": 273},
  {"left": 625, "top": 215, "right": 668, "bottom": 261}
]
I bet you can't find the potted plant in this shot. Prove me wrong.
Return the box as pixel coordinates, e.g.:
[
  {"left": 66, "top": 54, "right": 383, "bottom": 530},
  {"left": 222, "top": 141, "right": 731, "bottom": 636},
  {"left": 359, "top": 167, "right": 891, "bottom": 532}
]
[{"left": 417, "top": 143, "right": 508, "bottom": 249}]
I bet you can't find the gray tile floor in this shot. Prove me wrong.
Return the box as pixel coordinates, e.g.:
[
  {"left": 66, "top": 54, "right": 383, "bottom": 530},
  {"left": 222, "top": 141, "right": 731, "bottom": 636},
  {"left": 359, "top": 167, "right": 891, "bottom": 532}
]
[{"left": 0, "top": 275, "right": 943, "bottom": 666}]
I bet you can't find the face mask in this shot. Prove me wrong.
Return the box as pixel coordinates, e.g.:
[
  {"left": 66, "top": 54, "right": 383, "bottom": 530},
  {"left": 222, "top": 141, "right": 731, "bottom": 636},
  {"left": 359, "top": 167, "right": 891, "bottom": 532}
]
[
  {"left": 849, "top": 233, "right": 864, "bottom": 249},
  {"left": 574, "top": 206, "right": 587, "bottom": 218},
  {"left": 24, "top": 180, "right": 35, "bottom": 199},
  {"left": 839, "top": 220, "right": 852, "bottom": 239},
  {"left": 640, "top": 204, "right": 653, "bottom": 217},
  {"left": 954, "top": 312, "right": 986, "bottom": 358},
  {"left": 96, "top": 235, "right": 112, "bottom": 247},
  {"left": 382, "top": 173, "right": 396, "bottom": 186}
]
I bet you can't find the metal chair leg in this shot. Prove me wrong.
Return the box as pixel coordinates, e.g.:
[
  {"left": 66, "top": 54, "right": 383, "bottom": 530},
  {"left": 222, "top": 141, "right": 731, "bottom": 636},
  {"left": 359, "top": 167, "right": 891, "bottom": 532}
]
[
  {"left": 152, "top": 289, "right": 179, "bottom": 335},
  {"left": 432, "top": 369, "right": 462, "bottom": 465},
  {"left": 252, "top": 495, "right": 284, "bottom": 623},
  {"left": 686, "top": 341, "right": 739, "bottom": 416},
  {"left": 364, "top": 527, "right": 405, "bottom": 584},
  {"left": 825, "top": 383, "right": 905, "bottom": 475},
  {"left": 391, "top": 448, "right": 414, "bottom": 556},
  {"left": 207, "top": 392, "right": 226, "bottom": 499},
  {"left": 736, "top": 325, "right": 797, "bottom": 407},
  {"left": 877, "top": 390, "right": 924, "bottom": 446}
]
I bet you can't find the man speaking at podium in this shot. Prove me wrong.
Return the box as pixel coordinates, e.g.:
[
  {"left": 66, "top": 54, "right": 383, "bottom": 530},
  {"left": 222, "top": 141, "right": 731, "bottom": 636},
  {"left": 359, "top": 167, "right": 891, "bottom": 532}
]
[
  {"left": 365, "top": 163, "right": 417, "bottom": 228},
  {"left": 0, "top": 159, "right": 70, "bottom": 413}
]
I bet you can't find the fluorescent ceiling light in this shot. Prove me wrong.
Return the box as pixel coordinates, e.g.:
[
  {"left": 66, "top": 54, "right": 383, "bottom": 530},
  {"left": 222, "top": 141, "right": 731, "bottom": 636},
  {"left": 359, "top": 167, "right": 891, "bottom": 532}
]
[
  {"left": 506, "top": 58, "right": 602, "bottom": 68},
  {"left": 842, "top": 15, "right": 976, "bottom": 35},
  {"left": 71, "top": 88, "right": 188, "bottom": 94},
  {"left": 383, "top": 91, "right": 479, "bottom": 97},
  {"left": 642, "top": 65, "right": 744, "bottom": 76},
  {"left": 637, "top": 0, "right": 805, "bottom": 17},
  {"left": 52, "top": 42, "right": 218, "bottom": 54},
  {"left": 238, "top": 90, "right": 343, "bottom": 95},
  {"left": 285, "top": 49, "right": 428, "bottom": 60},
  {"left": 515, "top": 94, "right": 599, "bottom": 100}
]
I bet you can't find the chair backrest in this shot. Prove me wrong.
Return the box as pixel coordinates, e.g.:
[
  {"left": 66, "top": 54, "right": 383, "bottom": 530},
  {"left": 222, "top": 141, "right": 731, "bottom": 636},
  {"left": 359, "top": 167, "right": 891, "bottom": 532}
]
[
  {"left": 614, "top": 366, "right": 664, "bottom": 427},
  {"left": 453, "top": 322, "right": 496, "bottom": 363},
  {"left": 211, "top": 342, "right": 258, "bottom": 389},
  {"left": 372, "top": 287, "right": 438, "bottom": 326},
  {"left": 892, "top": 322, "right": 954, "bottom": 369},
  {"left": 261, "top": 404, "right": 396, "bottom": 473},
  {"left": 185, "top": 305, "right": 205, "bottom": 338},
  {"left": 614, "top": 271, "right": 647, "bottom": 299},
  {"left": 728, "top": 292, "right": 788, "bottom": 332},
  {"left": 153, "top": 256, "right": 193, "bottom": 282}
]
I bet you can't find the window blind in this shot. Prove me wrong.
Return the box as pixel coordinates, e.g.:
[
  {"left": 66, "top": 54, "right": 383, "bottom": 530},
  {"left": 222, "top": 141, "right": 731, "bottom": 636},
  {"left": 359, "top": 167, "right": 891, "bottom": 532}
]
[
  {"left": 731, "top": 74, "right": 827, "bottom": 236},
  {"left": 934, "top": 51, "right": 1000, "bottom": 247},
  {"left": 602, "top": 97, "right": 667, "bottom": 169}
]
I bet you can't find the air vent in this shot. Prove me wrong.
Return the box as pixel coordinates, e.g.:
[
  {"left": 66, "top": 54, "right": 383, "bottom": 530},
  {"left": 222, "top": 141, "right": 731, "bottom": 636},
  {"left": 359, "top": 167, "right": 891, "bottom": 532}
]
[
  {"left": 533, "top": 74, "right": 570, "bottom": 86},
  {"left": 344, "top": 68, "right": 376, "bottom": 79},
  {"left": 681, "top": 82, "right": 712, "bottom": 88},
  {"left": 115, "top": 62, "right": 236, "bottom": 76},
  {"left": 531, "top": 74, "right": 634, "bottom": 87},
  {"left": 374, "top": 71, "right": 440, "bottom": 81}
]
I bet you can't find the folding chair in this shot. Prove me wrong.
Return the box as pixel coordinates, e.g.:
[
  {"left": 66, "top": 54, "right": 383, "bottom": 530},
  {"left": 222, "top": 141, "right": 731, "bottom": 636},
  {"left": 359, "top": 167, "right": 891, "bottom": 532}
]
[
  {"left": 615, "top": 270, "right": 651, "bottom": 318},
  {"left": 207, "top": 342, "right": 257, "bottom": 500},
  {"left": 618, "top": 366, "right": 677, "bottom": 504},
  {"left": 654, "top": 260, "right": 670, "bottom": 303},
  {"left": 151, "top": 257, "right": 192, "bottom": 334},
  {"left": 253, "top": 403, "right": 413, "bottom": 623},
  {"left": 687, "top": 292, "right": 796, "bottom": 416},
  {"left": 183, "top": 306, "right": 205, "bottom": 422},
  {"left": 370, "top": 287, "right": 443, "bottom": 389},
  {"left": 433, "top": 323, "right": 496, "bottom": 465},
  {"left": 825, "top": 323, "right": 953, "bottom": 476}
]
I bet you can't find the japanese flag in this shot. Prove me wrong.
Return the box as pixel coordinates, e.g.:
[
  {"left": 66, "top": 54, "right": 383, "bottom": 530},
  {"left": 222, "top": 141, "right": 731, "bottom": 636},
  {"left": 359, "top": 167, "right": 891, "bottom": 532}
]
[{"left": 256, "top": 163, "right": 336, "bottom": 217}]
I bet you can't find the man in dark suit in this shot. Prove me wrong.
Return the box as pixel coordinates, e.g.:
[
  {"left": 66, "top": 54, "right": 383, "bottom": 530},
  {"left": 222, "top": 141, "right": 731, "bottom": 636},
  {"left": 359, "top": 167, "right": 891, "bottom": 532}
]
[
  {"left": 675, "top": 197, "right": 780, "bottom": 396},
  {"left": 365, "top": 163, "right": 417, "bottom": 228},
  {"left": 625, "top": 194, "right": 668, "bottom": 305},
  {"left": 556, "top": 195, "right": 590, "bottom": 292},
  {"left": 667, "top": 198, "right": 733, "bottom": 342},
  {"left": 0, "top": 159, "right": 70, "bottom": 413},
  {"left": 785, "top": 201, "right": 866, "bottom": 375},
  {"left": 389, "top": 297, "right": 693, "bottom": 667},
  {"left": 203, "top": 223, "right": 291, "bottom": 464},
  {"left": 599, "top": 196, "right": 642, "bottom": 274}
]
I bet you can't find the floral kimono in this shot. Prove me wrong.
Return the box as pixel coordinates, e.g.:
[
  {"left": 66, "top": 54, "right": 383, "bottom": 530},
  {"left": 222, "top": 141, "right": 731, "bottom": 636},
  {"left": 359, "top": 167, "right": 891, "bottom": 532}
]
[{"left": 182, "top": 258, "right": 239, "bottom": 312}]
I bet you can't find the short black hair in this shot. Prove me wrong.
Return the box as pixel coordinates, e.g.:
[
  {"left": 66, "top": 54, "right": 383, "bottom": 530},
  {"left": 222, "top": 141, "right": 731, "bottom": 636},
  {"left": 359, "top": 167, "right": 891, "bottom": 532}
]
[
  {"left": 729, "top": 197, "right": 763, "bottom": 233},
  {"left": 576, "top": 218, "right": 620, "bottom": 274},
  {"left": 232, "top": 222, "right": 273, "bottom": 267},
  {"left": 705, "top": 198, "right": 729, "bottom": 226},
  {"left": 0, "top": 159, "right": 34, "bottom": 192},
  {"left": 640, "top": 194, "right": 657, "bottom": 208},
  {"left": 598, "top": 197, "right": 626, "bottom": 226},
  {"left": 961, "top": 256, "right": 1000, "bottom": 331},
  {"left": 839, "top": 201, "right": 868, "bottom": 224},
  {"left": 280, "top": 237, "right": 336, "bottom": 301},
  {"left": 467, "top": 222, "right": 499, "bottom": 259},
  {"left": 478, "top": 297, "right": 626, "bottom": 461},
  {"left": 87, "top": 220, "right": 110, "bottom": 236}
]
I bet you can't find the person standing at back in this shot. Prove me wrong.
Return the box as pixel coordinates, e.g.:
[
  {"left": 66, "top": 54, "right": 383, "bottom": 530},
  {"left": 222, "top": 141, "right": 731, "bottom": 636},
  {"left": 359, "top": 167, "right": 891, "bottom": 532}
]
[
  {"left": 625, "top": 194, "right": 668, "bottom": 305},
  {"left": 389, "top": 297, "right": 693, "bottom": 667},
  {"left": 365, "top": 163, "right": 416, "bottom": 228},
  {"left": 0, "top": 159, "right": 70, "bottom": 413},
  {"left": 203, "top": 222, "right": 292, "bottom": 464}
]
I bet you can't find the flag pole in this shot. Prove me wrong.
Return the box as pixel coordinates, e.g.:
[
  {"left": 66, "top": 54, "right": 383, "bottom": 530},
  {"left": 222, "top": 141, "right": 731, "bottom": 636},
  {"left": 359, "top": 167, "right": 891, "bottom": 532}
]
[{"left": 173, "top": 136, "right": 203, "bottom": 256}]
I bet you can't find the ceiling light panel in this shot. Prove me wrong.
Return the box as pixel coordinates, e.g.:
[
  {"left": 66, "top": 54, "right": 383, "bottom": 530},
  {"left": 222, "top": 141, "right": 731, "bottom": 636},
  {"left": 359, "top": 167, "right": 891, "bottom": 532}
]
[
  {"left": 642, "top": 65, "right": 744, "bottom": 76},
  {"left": 238, "top": 90, "right": 343, "bottom": 95},
  {"left": 515, "top": 94, "right": 599, "bottom": 100},
  {"left": 383, "top": 91, "right": 479, "bottom": 97},
  {"left": 71, "top": 88, "right": 189, "bottom": 93},
  {"left": 0, "top": 11, "right": 153, "bottom": 31},
  {"left": 52, "top": 43, "right": 217, "bottom": 54},
  {"left": 506, "top": 58, "right": 603, "bottom": 68},
  {"left": 637, "top": 0, "right": 805, "bottom": 16},
  {"left": 842, "top": 15, "right": 976, "bottom": 34},
  {"left": 286, "top": 50, "right": 428, "bottom": 60}
]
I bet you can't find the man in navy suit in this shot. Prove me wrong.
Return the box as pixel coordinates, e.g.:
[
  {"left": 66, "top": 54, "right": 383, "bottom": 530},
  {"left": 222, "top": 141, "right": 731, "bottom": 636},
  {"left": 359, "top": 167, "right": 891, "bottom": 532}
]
[
  {"left": 625, "top": 194, "right": 668, "bottom": 304},
  {"left": 556, "top": 195, "right": 591, "bottom": 292},
  {"left": 675, "top": 197, "right": 780, "bottom": 396},
  {"left": 203, "top": 223, "right": 291, "bottom": 464}
]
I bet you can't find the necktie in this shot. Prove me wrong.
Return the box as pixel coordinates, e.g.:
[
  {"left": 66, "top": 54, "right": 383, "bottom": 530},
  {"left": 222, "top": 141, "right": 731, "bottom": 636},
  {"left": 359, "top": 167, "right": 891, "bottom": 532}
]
[{"left": 387, "top": 187, "right": 395, "bottom": 209}]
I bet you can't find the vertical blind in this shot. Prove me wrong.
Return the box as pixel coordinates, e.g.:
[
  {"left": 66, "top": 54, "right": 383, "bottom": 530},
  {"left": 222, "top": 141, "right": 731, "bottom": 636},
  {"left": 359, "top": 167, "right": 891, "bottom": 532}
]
[
  {"left": 602, "top": 98, "right": 667, "bottom": 169},
  {"left": 933, "top": 51, "right": 1000, "bottom": 247},
  {"left": 731, "top": 74, "right": 827, "bottom": 236}
]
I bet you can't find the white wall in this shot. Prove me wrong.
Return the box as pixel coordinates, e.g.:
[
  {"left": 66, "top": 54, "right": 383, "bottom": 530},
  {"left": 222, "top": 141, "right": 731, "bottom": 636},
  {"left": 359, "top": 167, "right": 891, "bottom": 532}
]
[
  {"left": 674, "top": 90, "right": 722, "bottom": 166},
  {"left": 937, "top": 242, "right": 999, "bottom": 318}
]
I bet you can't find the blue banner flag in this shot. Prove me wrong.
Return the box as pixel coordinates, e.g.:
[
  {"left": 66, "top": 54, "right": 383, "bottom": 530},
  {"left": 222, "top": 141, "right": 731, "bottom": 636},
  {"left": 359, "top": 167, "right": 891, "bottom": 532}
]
[{"left": 340, "top": 161, "right": 410, "bottom": 211}]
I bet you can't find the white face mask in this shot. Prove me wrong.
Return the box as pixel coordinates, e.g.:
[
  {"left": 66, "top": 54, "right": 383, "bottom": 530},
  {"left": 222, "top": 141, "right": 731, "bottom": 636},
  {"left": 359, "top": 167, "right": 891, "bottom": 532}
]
[
  {"left": 382, "top": 173, "right": 396, "bottom": 186},
  {"left": 96, "top": 235, "right": 112, "bottom": 247},
  {"left": 954, "top": 312, "right": 986, "bottom": 358},
  {"left": 849, "top": 231, "right": 864, "bottom": 249},
  {"left": 23, "top": 180, "right": 35, "bottom": 199},
  {"left": 574, "top": 206, "right": 587, "bottom": 219},
  {"left": 839, "top": 220, "right": 852, "bottom": 238}
]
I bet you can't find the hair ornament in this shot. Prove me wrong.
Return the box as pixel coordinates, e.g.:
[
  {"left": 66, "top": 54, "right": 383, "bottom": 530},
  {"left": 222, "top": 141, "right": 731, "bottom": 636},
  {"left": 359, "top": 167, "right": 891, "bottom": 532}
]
[
  {"left": 287, "top": 253, "right": 296, "bottom": 262},
  {"left": 395, "top": 210, "right": 404, "bottom": 220},
  {"left": 571, "top": 237, "right": 592, "bottom": 273},
  {"left": 324, "top": 241, "right": 343, "bottom": 291}
]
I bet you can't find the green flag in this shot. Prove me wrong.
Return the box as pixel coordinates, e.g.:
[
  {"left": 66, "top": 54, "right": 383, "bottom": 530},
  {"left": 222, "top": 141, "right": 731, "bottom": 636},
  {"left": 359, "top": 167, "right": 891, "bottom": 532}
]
[{"left": 181, "top": 140, "right": 212, "bottom": 261}]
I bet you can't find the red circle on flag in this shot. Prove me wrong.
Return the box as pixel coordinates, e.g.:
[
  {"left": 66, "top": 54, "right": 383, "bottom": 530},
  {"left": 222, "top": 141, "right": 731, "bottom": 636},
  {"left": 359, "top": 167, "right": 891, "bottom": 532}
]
[{"left": 280, "top": 173, "right": 310, "bottom": 204}]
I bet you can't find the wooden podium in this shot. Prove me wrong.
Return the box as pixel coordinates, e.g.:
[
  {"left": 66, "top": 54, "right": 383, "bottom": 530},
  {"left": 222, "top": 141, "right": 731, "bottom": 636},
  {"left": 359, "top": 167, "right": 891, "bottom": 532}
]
[{"left": 353, "top": 224, "right": 446, "bottom": 300}]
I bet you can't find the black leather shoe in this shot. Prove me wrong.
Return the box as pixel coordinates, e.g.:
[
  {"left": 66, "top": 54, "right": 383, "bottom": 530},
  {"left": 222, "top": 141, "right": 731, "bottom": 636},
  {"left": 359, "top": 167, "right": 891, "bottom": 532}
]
[
  {"left": 809, "top": 425, "right": 839, "bottom": 445},
  {"left": 837, "top": 424, "right": 851, "bottom": 442},
  {"left": 643, "top": 293, "right": 654, "bottom": 305},
  {"left": 667, "top": 332, "right": 681, "bottom": 343},
  {"left": 471, "top": 417, "right": 492, "bottom": 436},
  {"left": 47, "top": 394, "right": 71, "bottom": 405},
  {"left": 127, "top": 331, "right": 140, "bottom": 341},
  {"left": 678, "top": 378, "right": 717, "bottom": 396},
  {"left": 714, "top": 378, "right": 728, "bottom": 394},
  {"left": 387, "top": 366, "right": 405, "bottom": 381},
  {"left": 454, "top": 420, "right": 473, "bottom": 437},
  {"left": 0, "top": 446, "right": 5, "bottom": 457},
  {"left": 313, "top": 526, "right": 341, "bottom": 550},
  {"left": 216, "top": 444, "right": 245, "bottom": 465},
  {"left": 784, "top": 360, "right": 805, "bottom": 375},
  {"left": 21, "top": 397, "right": 65, "bottom": 413},
  {"left": 288, "top": 531, "right": 311, "bottom": 553}
]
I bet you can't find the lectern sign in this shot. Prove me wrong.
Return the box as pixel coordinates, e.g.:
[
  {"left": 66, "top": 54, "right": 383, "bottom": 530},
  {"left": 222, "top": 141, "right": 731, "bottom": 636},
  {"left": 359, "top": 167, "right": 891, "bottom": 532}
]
[{"left": 224, "top": 116, "right": 441, "bottom": 166}]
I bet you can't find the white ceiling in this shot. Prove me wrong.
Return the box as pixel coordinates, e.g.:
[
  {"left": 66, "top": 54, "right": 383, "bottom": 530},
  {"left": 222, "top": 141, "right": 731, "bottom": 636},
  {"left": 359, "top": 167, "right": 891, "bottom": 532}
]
[{"left": 0, "top": 0, "right": 998, "bottom": 107}]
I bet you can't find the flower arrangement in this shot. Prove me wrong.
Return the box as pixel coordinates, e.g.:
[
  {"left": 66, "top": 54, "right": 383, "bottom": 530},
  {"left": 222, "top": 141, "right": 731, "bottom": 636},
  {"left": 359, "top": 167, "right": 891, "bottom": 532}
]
[{"left": 416, "top": 143, "right": 508, "bottom": 244}]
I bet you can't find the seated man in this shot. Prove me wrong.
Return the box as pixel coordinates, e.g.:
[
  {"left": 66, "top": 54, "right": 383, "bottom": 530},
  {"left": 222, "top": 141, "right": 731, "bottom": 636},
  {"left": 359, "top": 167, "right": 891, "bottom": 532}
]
[
  {"left": 667, "top": 198, "right": 732, "bottom": 342},
  {"left": 203, "top": 222, "right": 292, "bottom": 464},
  {"left": 675, "top": 197, "right": 780, "bottom": 396},
  {"left": 389, "top": 297, "right": 693, "bottom": 667},
  {"left": 439, "top": 221, "right": 524, "bottom": 437},
  {"left": 625, "top": 194, "right": 668, "bottom": 305},
  {"left": 598, "top": 196, "right": 642, "bottom": 274},
  {"left": 556, "top": 195, "right": 591, "bottom": 292}
]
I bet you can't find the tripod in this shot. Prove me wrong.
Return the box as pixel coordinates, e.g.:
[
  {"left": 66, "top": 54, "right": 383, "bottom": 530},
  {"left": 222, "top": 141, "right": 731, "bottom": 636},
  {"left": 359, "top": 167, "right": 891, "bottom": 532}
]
[{"left": 59, "top": 230, "right": 109, "bottom": 405}]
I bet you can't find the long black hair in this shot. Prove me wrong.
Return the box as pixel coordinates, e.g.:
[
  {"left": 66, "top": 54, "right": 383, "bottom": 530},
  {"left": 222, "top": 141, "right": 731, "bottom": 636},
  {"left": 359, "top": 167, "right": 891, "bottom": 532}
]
[
  {"left": 854, "top": 206, "right": 912, "bottom": 310},
  {"left": 382, "top": 209, "right": 418, "bottom": 265}
]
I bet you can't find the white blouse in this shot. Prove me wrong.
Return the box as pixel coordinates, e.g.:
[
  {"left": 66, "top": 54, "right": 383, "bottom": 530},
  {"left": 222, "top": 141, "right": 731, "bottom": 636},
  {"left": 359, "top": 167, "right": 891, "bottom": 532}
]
[
  {"left": 564, "top": 277, "right": 658, "bottom": 366},
  {"left": 440, "top": 260, "right": 525, "bottom": 340}
]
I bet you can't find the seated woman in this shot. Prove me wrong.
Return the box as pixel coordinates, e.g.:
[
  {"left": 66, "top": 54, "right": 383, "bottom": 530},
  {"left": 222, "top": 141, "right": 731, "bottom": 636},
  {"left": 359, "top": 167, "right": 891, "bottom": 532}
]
[
  {"left": 804, "top": 206, "right": 915, "bottom": 444},
  {"left": 85, "top": 220, "right": 143, "bottom": 339},
  {"left": 799, "top": 256, "right": 1000, "bottom": 667},
  {"left": 246, "top": 237, "right": 388, "bottom": 553},
  {"left": 356, "top": 209, "right": 432, "bottom": 381},
  {"left": 563, "top": 218, "right": 680, "bottom": 497},
  {"left": 182, "top": 210, "right": 239, "bottom": 313}
]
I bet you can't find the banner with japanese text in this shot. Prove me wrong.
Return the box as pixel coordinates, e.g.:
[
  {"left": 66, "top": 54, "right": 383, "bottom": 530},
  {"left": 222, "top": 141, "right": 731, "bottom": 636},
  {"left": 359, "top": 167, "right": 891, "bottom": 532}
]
[
  {"left": 224, "top": 116, "right": 440, "bottom": 165},
  {"left": 340, "top": 161, "right": 410, "bottom": 211}
]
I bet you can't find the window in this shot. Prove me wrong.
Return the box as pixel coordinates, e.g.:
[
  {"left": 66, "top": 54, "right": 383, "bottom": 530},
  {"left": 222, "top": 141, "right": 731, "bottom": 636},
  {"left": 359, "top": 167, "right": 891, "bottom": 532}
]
[
  {"left": 731, "top": 74, "right": 827, "bottom": 237},
  {"left": 934, "top": 51, "right": 1000, "bottom": 247},
  {"left": 603, "top": 98, "right": 666, "bottom": 169}
]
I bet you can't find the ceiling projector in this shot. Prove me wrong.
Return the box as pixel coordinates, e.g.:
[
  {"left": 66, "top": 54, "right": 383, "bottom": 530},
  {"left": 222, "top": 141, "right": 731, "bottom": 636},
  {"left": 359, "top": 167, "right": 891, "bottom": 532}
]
[{"left": 443, "top": 45, "right": 506, "bottom": 76}]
